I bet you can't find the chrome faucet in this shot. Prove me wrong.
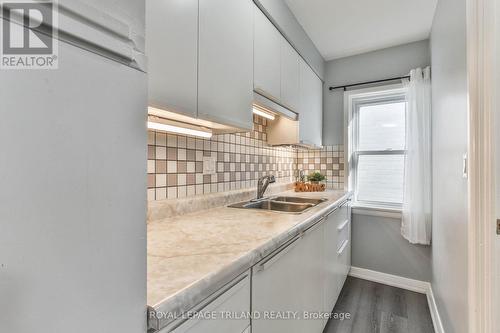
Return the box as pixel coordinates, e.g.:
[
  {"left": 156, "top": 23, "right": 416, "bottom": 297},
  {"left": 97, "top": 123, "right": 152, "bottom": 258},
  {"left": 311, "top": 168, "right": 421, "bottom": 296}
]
[{"left": 255, "top": 175, "right": 276, "bottom": 200}]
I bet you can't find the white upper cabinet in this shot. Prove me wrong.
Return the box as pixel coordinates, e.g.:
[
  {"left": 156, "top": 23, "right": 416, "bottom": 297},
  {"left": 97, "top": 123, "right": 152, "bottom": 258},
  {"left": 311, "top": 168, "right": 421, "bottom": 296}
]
[
  {"left": 299, "top": 59, "right": 323, "bottom": 147},
  {"left": 253, "top": 5, "right": 282, "bottom": 102},
  {"left": 280, "top": 37, "right": 300, "bottom": 112},
  {"left": 198, "top": 0, "right": 254, "bottom": 131},
  {"left": 146, "top": 0, "right": 198, "bottom": 118}
]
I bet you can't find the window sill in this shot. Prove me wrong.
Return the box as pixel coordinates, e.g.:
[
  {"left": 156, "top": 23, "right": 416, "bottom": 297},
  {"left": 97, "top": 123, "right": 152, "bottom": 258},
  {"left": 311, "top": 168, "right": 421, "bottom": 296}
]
[{"left": 351, "top": 204, "right": 402, "bottom": 219}]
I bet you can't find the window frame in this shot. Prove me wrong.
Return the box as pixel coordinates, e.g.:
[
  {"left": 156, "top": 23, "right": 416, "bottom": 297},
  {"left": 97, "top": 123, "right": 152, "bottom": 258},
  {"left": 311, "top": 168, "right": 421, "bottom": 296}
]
[{"left": 345, "top": 84, "right": 407, "bottom": 210}]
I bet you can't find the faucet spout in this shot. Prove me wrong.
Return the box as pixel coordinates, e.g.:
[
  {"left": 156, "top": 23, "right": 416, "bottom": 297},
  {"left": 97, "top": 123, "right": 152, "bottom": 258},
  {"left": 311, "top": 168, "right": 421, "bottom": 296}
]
[{"left": 256, "top": 175, "right": 276, "bottom": 200}]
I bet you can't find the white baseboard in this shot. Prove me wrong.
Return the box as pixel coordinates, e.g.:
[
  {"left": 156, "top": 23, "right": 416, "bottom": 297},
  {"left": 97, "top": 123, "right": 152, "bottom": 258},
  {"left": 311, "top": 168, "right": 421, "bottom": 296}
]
[
  {"left": 426, "top": 284, "right": 445, "bottom": 333},
  {"left": 348, "top": 266, "right": 444, "bottom": 333}
]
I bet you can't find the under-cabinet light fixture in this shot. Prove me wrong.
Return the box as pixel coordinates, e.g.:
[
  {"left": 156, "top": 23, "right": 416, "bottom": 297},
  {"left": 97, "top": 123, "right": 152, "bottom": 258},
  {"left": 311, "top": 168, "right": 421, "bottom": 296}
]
[
  {"left": 147, "top": 120, "right": 212, "bottom": 138},
  {"left": 252, "top": 105, "right": 276, "bottom": 120}
]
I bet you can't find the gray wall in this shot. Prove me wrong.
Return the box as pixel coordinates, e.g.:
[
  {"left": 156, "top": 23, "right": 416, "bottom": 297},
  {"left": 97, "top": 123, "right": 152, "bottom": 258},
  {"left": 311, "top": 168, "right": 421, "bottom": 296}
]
[
  {"left": 352, "top": 214, "right": 432, "bottom": 282},
  {"left": 323, "top": 40, "right": 430, "bottom": 145},
  {"left": 254, "top": 0, "right": 325, "bottom": 79},
  {"left": 430, "top": 0, "right": 469, "bottom": 331},
  {"left": 0, "top": 38, "right": 147, "bottom": 332}
]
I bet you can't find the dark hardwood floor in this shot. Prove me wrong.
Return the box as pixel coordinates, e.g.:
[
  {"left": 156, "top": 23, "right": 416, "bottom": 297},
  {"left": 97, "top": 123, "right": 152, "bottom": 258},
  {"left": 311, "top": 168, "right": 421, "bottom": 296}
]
[{"left": 323, "top": 277, "right": 435, "bottom": 333}]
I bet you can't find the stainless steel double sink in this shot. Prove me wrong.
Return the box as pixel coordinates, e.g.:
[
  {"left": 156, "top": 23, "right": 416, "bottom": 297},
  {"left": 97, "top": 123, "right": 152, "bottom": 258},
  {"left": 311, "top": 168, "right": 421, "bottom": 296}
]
[{"left": 228, "top": 196, "right": 327, "bottom": 213}]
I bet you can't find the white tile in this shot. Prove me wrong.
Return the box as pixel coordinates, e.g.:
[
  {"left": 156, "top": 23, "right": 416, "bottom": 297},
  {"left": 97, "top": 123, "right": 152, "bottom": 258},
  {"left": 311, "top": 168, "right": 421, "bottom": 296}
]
[
  {"left": 186, "top": 185, "right": 196, "bottom": 197},
  {"left": 156, "top": 174, "right": 167, "bottom": 187},
  {"left": 147, "top": 188, "right": 156, "bottom": 201},
  {"left": 155, "top": 187, "right": 166, "bottom": 200},
  {"left": 147, "top": 160, "right": 156, "bottom": 173},
  {"left": 196, "top": 184, "right": 204, "bottom": 195},
  {"left": 187, "top": 161, "right": 196, "bottom": 173},
  {"left": 167, "top": 161, "right": 177, "bottom": 173},
  {"left": 196, "top": 173, "right": 204, "bottom": 184},
  {"left": 178, "top": 186, "right": 187, "bottom": 198},
  {"left": 177, "top": 174, "right": 186, "bottom": 186},
  {"left": 167, "top": 187, "right": 177, "bottom": 199}
]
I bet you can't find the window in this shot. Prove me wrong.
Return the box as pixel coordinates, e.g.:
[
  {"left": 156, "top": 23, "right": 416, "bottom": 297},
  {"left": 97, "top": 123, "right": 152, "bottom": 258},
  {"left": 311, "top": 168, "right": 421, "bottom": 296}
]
[{"left": 348, "top": 86, "right": 407, "bottom": 208}]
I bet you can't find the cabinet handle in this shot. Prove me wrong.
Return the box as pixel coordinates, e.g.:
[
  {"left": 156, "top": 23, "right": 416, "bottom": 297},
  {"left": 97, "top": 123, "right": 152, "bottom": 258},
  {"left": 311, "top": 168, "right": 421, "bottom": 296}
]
[
  {"left": 337, "top": 240, "right": 349, "bottom": 255},
  {"left": 337, "top": 219, "right": 349, "bottom": 231},
  {"left": 255, "top": 236, "right": 301, "bottom": 272}
]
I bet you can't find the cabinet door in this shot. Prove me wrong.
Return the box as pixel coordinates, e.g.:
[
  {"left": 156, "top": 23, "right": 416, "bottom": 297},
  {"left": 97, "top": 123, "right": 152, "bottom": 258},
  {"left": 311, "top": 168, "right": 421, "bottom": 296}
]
[
  {"left": 198, "top": 0, "right": 254, "bottom": 131},
  {"left": 146, "top": 0, "right": 198, "bottom": 117},
  {"left": 299, "top": 59, "right": 323, "bottom": 147},
  {"left": 300, "top": 222, "right": 326, "bottom": 333},
  {"left": 280, "top": 37, "right": 300, "bottom": 111},
  {"left": 252, "top": 237, "right": 304, "bottom": 333},
  {"left": 253, "top": 5, "right": 281, "bottom": 102},
  {"left": 167, "top": 273, "right": 251, "bottom": 333},
  {"left": 324, "top": 209, "right": 341, "bottom": 315}
]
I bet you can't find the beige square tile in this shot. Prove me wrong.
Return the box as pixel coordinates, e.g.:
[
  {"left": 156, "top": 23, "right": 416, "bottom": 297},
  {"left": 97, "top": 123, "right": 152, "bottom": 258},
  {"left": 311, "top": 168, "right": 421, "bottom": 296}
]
[
  {"left": 178, "top": 148, "right": 186, "bottom": 160},
  {"left": 167, "top": 134, "right": 177, "bottom": 147},
  {"left": 155, "top": 160, "right": 167, "bottom": 173},
  {"left": 147, "top": 131, "right": 155, "bottom": 145},
  {"left": 156, "top": 146, "right": 166, "bottom": 160},
  {"left": 167, "top": 174, "right": 177, "bottom": 187},
  {"left": 187, "top": 137, "right": 196, "bottom": 149},
  {"left": 155, "top": 132, "right": 167, "bottom": 146},
  {"left": 187, "top": 161, "right": 196, "bottom": 173}
]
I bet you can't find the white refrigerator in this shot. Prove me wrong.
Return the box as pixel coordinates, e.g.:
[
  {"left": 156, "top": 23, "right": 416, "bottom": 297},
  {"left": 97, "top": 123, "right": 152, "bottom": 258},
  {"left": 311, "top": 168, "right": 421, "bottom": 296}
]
[{"left": 0, "top": 1, "right": 147, "bottom": 332}]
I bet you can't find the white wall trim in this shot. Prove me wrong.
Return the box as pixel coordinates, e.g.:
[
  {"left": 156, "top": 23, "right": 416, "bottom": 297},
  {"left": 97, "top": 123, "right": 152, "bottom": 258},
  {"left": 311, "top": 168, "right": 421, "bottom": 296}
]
[
  {"left": 426, "top": 284, "right": 446, "bottom": 333},
  {"left": 351, "top": 206, "right": 402, "bottom": 219},
  {"left": 349, "top": 266, "right": 444, "bottom": 333},
  {"left": 466, "top": 0, "right": 497, "bottom": 331},
  {"left": 349, "top": 266, "right": 428, "bottom": 293}
]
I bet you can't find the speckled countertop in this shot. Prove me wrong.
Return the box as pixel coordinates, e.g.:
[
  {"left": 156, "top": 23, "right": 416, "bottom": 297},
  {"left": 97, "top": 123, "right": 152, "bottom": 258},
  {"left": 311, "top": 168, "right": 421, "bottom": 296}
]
[{"left": 147, "top": 189, "right": 350, "bottom": 329}]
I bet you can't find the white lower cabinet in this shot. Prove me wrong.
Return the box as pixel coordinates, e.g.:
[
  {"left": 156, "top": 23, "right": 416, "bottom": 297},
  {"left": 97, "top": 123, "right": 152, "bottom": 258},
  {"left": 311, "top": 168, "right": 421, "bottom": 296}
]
[
  {"left": 251, "top": 236, "right": 304, "bottom": 333},
  {"left": 160, "top": 201, "right": 351, "bottom": 333},
  {"left": 161, "top": 272, "right": 251, "bottom": 333},
  {"left": 252, "top": 225, "right": 327, "bottom": 333},
  {"left": 323, "top": 209, "right": 341, "bottom": 319},
  {"left": 253, "top": 200, "right": 351, "bottom": 333}
]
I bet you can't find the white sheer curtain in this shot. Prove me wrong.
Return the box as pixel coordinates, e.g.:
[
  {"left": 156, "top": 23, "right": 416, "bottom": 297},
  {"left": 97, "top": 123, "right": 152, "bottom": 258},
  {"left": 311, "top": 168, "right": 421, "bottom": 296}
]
[{"left": 401, "top": 67, "right": 432, "bottom": 245}]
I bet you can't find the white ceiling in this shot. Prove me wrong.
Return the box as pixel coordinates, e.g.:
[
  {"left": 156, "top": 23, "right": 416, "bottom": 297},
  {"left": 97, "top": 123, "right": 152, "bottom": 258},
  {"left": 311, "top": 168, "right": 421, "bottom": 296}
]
[{"left": 285, "top": 0, "right": 438, "bottom": 61}]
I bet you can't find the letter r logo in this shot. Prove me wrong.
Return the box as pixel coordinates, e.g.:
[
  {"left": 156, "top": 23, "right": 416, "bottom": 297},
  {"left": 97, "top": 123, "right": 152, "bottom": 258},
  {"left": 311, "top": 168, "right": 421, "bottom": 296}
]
[{"left": 2, "top": 2, "right": 53, "bottom": 54}]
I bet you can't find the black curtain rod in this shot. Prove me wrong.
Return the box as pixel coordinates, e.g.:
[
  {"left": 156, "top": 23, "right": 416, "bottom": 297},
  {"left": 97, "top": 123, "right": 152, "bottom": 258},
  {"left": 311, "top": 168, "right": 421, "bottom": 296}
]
[{"left": 328, "top": 75, "right": 410, "bottom": 91}]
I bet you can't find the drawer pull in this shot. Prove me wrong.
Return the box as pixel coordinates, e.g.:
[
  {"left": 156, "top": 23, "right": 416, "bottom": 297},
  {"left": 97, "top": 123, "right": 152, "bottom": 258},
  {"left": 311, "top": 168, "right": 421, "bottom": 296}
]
[
  {"left": 337, "top": 240, "right": 349, "bottom": 255},
  {"left": 337, "top": 219, "right": 349, "bottom": 231}
]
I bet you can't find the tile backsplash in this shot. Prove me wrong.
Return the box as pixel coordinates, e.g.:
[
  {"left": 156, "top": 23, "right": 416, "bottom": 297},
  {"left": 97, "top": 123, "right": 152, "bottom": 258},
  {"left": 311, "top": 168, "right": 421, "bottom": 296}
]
[{"left": 147, "top": 115, "right": 344, "bottom": 201}]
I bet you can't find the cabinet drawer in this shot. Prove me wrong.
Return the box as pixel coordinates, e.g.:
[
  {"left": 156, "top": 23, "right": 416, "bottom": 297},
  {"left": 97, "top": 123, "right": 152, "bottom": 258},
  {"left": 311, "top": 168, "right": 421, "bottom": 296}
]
[{"left": 168, "top": 273, "right": 251, "bottom": 333}]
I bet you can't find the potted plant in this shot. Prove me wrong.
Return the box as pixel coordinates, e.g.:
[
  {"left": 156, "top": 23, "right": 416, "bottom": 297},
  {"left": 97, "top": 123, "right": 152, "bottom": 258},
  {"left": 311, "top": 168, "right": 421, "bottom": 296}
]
[{"left": 307, "top": 172, "right": 326, "bottom": 184}]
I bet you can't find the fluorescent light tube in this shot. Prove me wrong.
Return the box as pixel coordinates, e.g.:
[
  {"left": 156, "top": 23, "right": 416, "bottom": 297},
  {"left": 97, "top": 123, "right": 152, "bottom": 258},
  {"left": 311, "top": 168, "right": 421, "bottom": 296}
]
[
  {"left": 252, "top": 107, "right": 275, "bottom": 120},
  {"left": 147, "top": 121, "right": 212, "bottom": 138}
]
